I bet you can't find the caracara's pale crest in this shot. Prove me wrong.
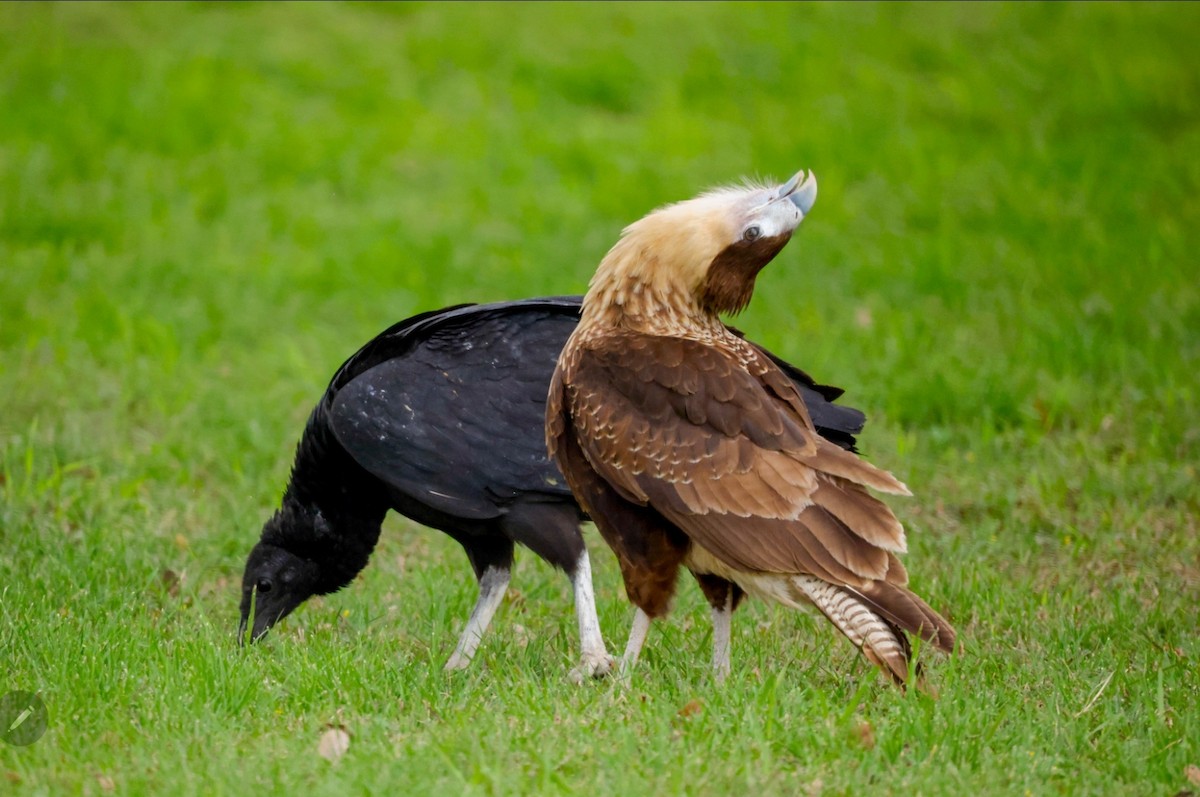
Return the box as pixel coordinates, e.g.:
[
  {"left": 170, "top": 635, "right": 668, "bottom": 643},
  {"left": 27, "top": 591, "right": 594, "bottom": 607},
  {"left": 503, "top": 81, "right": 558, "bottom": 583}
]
[
  {"left": 548, "top": 169, "right": 955, "bottom": 688},
  {"left": 583, "top": 171, "right": 818, "bottom": 326}
]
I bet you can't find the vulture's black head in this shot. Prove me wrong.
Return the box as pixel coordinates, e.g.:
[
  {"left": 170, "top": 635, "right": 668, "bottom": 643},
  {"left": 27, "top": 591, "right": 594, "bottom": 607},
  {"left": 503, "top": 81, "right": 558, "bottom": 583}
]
[
  {"left": 238, "top": 505, "right": 342, "bottom": 644},
  {"left": 238, "top": 540, "right": 320, "bottom": 644}
]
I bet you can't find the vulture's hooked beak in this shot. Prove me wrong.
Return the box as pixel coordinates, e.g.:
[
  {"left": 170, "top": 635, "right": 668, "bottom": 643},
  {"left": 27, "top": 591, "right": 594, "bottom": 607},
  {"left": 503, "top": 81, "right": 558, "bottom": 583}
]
[{"left": 776, "top": 170, "right": 818, "bottom": 216}]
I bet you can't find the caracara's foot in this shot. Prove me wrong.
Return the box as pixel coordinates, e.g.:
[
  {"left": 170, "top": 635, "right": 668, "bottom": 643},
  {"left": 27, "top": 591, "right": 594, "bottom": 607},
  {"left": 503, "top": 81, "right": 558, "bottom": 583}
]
[
  {"left": 568, "top": 651, "right": 617, "bottom": 683},
  {"left": 443, "top": 652, "right": 473, "bottom": 672}
]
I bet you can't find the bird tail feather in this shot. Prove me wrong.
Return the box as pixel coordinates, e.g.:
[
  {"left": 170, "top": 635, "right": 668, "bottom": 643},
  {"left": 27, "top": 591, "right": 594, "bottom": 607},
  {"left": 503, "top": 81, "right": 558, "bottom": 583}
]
[{"left": 788, "top": 575, "right": 952, "bottom": 688}]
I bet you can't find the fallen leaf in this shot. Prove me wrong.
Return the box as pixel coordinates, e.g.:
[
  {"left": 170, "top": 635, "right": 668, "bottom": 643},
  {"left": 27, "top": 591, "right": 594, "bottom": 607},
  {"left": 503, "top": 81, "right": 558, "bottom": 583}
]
[
  {"left": 1187, "top": 764, "right": 1200, "bottom": 786},
  {"left": 160, "top": 569, "right": 180, "bottom": 598},
  {"left": 97, "top": 774, "right": 115, "bottom": 792},
  {"left": 318, "top": 727, "right": 350, "bottom": 762},
  {"left": 677, "top": 699, "right": 703, "bottom": 718},
  {"left": 856, "top": 720, "right": 876, "bottom": 750},
  {"left": 1033, "top": 397, "right": 1052, "bottom": 430},
  {"left": 5, "top": 772, "right": 21, "bottom": 785}
]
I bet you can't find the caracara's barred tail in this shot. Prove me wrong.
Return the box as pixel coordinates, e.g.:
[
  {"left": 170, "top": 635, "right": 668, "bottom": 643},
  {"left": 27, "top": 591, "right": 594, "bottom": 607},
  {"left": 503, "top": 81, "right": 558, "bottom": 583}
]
[{"left": 791, "top": 576, "right": 955, "bottom": 687}]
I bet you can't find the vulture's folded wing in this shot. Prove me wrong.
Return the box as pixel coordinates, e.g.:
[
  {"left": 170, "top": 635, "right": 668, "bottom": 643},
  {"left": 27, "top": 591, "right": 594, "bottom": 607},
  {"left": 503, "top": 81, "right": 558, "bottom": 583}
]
[{"left": 329, "top": 306, "right": 580, "bottom": 518}]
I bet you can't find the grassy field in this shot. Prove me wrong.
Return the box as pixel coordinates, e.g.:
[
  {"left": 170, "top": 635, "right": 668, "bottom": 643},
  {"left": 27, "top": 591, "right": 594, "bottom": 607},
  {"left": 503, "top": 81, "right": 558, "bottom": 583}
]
[{"left": 1, "top": 2, "right": 1198, "bottom": 794}]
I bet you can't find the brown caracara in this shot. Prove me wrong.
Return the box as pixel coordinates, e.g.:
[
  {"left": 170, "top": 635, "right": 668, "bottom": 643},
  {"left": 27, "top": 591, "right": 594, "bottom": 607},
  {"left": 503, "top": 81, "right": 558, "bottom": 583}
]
[{"left": 546, "top": 171, "right": 955, "bottom": 686}]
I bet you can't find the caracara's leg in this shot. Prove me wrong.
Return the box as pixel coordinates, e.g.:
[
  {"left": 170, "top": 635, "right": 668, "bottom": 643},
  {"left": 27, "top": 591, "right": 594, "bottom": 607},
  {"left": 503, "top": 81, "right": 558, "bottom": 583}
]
[
  {"left": 445, "top": 564, "right": 511, "bottom": 671},
  {"left": 710, "top": 590, "right": 734, "bottom": 682},
  {"left": 620, "top": 608, "right": 653, "bottom": 675},
  {"left": 567, "top": 547, "right": 616, "bottom": 681},
  {"left": 693, "top": 572, "right": 745, "bottom": 682},
  {"left": 614, "top": 562, "right": 684, "bottom": 676},
  {"left": 592, "top": 509, "right": 686, "bottom": 677}
]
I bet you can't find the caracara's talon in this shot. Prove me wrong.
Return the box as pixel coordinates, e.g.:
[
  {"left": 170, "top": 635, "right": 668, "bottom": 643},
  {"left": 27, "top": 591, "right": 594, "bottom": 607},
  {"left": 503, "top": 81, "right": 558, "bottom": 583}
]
[{"left": 443, "top": 654, "right": 471, "bottom": 672}]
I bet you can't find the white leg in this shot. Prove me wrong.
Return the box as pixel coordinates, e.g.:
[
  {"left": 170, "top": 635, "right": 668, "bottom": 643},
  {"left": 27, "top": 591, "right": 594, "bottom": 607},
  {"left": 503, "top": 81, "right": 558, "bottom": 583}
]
[
  {"left": 444, "top": 565, "right": 510, "bottom": 671},
  {"left": 568, "top": 548, "right": 616, "bottom": 682},
  {"left": 620, "top": 607, "right": 653, "bottom": 676},
  {"left": 711, "top": 590, "right": 733, "bottom": 682}
]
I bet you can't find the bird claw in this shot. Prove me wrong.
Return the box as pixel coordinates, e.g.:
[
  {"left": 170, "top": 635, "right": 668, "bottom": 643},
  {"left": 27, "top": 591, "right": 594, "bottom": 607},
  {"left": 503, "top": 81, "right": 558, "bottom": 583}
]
[
  {"left": 443, "top": 653, "right": 472, "bottom": 672},
  {"left": 568, "top": 652, "right": 617, "bottom": 683}
]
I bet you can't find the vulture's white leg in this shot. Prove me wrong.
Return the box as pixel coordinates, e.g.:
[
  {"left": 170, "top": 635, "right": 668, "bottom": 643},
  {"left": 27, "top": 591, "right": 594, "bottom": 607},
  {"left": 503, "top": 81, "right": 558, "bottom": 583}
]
[
  {"left": 568, "top": 548, "right": 616, "bottom": 681},
  {"left": 444, "top": 565, "right": 510, "bottom": 671}
]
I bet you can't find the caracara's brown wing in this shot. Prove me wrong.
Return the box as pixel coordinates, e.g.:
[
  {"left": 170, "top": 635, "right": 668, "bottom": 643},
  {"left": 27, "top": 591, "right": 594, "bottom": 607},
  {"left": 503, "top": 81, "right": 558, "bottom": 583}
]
[{"left": 561, "top": 332, "right": 912, "bottom": 590}]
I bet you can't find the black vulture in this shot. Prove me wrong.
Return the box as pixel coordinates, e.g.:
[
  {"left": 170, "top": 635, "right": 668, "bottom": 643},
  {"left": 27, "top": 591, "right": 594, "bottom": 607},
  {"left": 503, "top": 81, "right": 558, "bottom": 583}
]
[
  {"left": 240, "top": 296, "right": 866, "bottom": 677},
  {"left": 548, "top": 173, "right": 953, "bottom": 686}
]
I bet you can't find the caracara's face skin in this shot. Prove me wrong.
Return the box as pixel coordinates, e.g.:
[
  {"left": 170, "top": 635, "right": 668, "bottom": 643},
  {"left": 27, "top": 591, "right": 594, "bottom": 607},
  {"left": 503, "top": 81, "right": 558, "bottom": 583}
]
[
  {"left": 697, "top": 172, "right": 816, "bottom": 314},
  {"left": 585, "top": 171, "right": 817, "bottom": 321}
]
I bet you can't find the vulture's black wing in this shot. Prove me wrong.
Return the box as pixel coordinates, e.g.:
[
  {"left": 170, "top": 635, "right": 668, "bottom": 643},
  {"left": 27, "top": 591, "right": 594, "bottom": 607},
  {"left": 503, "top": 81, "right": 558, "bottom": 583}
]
[
  {"left": 324, "top": 296, "right": 867, "bottom": 520},
  {"left": 716, "top": 323, "right": 866, "bottom": 451},
  {"left": 327, "top": 299, "right": 583, "bottom": 520},
  {"left": 753, "top": 347, "right": 866, "bottom": 452}
]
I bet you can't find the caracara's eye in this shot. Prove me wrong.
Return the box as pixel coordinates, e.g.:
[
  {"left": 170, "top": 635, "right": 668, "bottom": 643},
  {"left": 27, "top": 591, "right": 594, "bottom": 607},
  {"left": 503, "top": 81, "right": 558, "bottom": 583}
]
[
  {"left": 743, "top": 225, "right": 762, "bottom": 242},
  {"left": 256, "top": 578, "right": 274, "bottom": 594}
]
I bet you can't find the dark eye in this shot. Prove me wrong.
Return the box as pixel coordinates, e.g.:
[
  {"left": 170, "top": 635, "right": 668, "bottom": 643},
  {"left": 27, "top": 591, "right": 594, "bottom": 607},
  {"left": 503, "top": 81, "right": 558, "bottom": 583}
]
[
  {"left": 256, "top": 578, "right": 274, "bottom": 594},
  {"left": 743, "top": 225, "right": 761, "bottom": 242}
]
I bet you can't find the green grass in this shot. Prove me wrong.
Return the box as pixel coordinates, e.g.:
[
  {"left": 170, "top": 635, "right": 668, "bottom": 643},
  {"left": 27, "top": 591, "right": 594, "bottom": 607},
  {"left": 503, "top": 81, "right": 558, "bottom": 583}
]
[{"left": 1, "top": 2, "right": 1197, "bottom": 794}]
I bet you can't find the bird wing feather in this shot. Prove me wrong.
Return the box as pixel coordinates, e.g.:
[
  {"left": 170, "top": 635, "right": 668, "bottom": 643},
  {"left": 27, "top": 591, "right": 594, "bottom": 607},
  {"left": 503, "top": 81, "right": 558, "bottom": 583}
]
[
  {"left": 330, "top": 308, "right": 580, "bottom": 518},
  {"left": 563, "top": 332, "right": 910, "bottom": 586},
  {"left": 325, "top": 298, "right": 866, "bottom": 522}
]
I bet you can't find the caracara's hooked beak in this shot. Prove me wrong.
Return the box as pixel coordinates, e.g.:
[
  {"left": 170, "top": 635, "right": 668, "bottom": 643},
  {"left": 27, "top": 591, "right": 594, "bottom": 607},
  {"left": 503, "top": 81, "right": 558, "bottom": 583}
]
[{"left": 775, "top": 170, "right": 818, "bottom": 216}]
